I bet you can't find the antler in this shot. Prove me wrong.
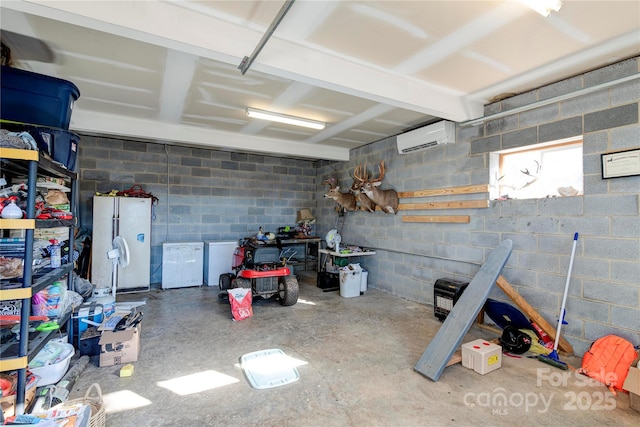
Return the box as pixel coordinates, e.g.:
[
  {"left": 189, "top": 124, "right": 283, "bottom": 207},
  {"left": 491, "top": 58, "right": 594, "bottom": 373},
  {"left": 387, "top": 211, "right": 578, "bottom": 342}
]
[
  {"left": 353, "top": 164, "right": 367, "bottom": 182},
  {"left": 321, "top": 176, "right": 338, "bottom": 188},
  {"left": 372, "top": 160, "right": 385, "bottom": 183}
]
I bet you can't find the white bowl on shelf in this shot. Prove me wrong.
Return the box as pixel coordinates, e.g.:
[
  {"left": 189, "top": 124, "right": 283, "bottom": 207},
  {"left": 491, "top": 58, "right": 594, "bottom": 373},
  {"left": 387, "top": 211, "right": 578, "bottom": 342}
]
[{"left": 28, "top": 341, "right": 75, "bottom": 386}]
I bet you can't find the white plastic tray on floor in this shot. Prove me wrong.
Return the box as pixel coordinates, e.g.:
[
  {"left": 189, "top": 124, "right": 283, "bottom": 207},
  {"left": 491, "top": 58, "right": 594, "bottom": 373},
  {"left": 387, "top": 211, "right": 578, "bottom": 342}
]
[{"left": 240, "top": 348, "right": 300, "bottom": 389}]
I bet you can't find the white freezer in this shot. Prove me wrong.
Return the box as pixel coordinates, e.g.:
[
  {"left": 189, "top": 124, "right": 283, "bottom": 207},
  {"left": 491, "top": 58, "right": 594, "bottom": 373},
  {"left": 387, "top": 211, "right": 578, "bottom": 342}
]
[
  {"left": 203, "top": 241, "right": 238, "bottom": 286},
  {"left": 162, "top": 242, "right": 204, "bottom": 289}
]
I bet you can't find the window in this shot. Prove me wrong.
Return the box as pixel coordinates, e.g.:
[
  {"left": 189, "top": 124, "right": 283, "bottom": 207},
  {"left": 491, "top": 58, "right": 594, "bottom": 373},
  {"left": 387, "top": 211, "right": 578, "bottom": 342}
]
[{"left": 490, "top": 137, "right": 583, "bottom": 200}]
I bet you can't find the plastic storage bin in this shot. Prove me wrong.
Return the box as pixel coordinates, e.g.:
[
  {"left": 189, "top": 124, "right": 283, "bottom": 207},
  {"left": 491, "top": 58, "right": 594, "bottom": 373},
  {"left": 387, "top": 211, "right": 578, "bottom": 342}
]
[
  {"left": 27, "top": 127, "right": 80, "bottom": 172},
  {"left": 28, "top": 341, "right": 74, "bottom": 386},
  {"left": 339, "top": 264, "right": 362, "bottom": 298},
  {"left": 360, "top": 269, "right": 368, "bottom": 293},
  {"left": 1, "top": 66, "right": 80, "bottom": 129},
  {"left": 317, "top": 271, "right": 339, "bottom": 290},
  {"left": 69, "top": 302, "right": 104, "bottom": 348}
]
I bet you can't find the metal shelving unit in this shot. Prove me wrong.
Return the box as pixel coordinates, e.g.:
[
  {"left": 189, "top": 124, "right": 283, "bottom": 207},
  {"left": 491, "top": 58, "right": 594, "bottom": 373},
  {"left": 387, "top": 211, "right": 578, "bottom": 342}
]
[{"left": 0, "top": 147, "right": 77, "bottom": 416}]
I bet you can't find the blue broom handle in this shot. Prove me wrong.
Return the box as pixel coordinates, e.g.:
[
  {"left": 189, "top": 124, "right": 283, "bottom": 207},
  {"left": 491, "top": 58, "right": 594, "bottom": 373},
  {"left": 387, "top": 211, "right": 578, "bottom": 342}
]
[{"left": 554, "top": 232, "right": 578, "bottom": 351}]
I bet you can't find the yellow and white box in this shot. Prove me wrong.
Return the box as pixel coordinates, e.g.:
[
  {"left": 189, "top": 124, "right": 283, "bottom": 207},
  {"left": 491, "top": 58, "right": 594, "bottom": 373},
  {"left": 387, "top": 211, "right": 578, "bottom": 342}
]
[{"left": 461, "top": 339, "right": 502, "bottom": 375}]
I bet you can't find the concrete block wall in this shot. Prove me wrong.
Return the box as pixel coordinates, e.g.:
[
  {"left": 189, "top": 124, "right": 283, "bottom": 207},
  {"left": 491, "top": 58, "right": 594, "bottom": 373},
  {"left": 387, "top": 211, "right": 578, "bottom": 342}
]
[
  {"left": 78, "top": 140, "right": 316, "bottom": 284},
  {"left": 316, "top": 57, "right": 639, "bottom": 355},
  {"left": 76, "top": 57, "right": 637, "bottom": 355}
]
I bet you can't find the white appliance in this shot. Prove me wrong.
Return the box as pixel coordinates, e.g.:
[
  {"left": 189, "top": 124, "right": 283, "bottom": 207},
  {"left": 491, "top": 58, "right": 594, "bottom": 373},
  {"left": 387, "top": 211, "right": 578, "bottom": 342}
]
[
  {"left": 162, "top": 242, "right": 204, "bottom": 289},
  {"left": 92, "top": 196, "right": 151, "bottom": 293},
  {"left": 204, "top": 241, "right": 238, "bottom": 286},
  {"left": 397, "top": 120, "right": 455, "bottom": 154}
]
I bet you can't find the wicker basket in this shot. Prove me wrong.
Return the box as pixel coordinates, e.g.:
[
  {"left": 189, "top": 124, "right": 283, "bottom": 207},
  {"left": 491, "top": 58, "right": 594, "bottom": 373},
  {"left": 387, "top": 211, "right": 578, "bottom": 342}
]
[{"left": 55, "top": 383, "right": 105, "bottom": 427}]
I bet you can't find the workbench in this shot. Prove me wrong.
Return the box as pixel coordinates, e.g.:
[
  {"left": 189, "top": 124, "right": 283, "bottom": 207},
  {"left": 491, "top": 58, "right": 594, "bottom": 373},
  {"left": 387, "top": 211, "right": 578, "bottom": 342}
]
[
  {"left": 261, "top": 237, "right": 321, "bottom": 271},
  {"left": 316, "top": 248, "right": 376, "bottom": 292},
  {"left": 317, "top": 248, "right": 376, "bottom": 271}
]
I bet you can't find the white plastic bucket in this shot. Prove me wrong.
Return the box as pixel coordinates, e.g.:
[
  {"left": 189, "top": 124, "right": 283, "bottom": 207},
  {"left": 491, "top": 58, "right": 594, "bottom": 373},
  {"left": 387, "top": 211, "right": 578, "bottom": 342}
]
[
  {"left": 339, "top": 264, "right": 362, "bottom": 298},
  {"left": 91, "top": 287, "right": 115, "bottom": 317},
  {"left": 360, "top": 270, "right": 368, "bottom": 293}
]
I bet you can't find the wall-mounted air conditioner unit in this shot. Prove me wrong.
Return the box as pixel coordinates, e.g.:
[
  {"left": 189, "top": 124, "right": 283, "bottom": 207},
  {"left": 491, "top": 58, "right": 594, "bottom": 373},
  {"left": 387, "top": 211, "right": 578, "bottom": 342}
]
[{"left": 397, "top": 120, "right": 455, "bottom": 154}]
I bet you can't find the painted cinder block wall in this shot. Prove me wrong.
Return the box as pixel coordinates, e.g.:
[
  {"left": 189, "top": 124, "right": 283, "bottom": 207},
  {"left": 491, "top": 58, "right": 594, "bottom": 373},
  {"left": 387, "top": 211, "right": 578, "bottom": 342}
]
[
  {"left": 78, "top": 143, "right": 316, "bottom": 284},
  {"left": 316, "top": 57, "right": 639, "bottom": 356},
  {"left": 78, "top": 58, "right": 638, "bottom": 356}
]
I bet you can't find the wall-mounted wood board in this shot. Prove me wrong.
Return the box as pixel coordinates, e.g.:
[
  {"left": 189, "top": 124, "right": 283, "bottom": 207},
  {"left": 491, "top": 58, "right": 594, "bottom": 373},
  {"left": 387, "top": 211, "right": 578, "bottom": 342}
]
[
  {"left": 398, "top": 184, "right": 488, "bottom": 199},
  {"left": 402, "top": 215, "right": 470, "bottom": 223},
  {"left": 399, "top": 200, "right": 489, "bottom": 210}
]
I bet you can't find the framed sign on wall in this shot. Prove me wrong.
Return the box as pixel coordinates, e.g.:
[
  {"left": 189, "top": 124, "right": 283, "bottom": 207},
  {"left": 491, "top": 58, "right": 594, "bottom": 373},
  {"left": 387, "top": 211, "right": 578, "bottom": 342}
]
[{"left": 601, "top": 148, "right": 640, "bottom": 179}]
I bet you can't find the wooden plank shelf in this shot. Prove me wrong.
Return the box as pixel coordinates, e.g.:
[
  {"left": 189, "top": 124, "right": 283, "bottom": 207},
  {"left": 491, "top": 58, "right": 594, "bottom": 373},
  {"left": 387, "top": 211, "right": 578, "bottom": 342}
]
[
  {"left": 399, "top": 200, "right": 489, "bottom": 210},
  {"left": 402, "top": 215, "right": 470, "bottom": 223},
  {"left": 398, "top": 184, "right": 488, "bottom": 199}
]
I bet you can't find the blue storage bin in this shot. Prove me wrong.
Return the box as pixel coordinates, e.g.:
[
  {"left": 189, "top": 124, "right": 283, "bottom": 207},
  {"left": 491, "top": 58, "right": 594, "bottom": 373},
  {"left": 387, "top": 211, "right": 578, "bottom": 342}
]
[
  {"left": 69, "top": 302, "right": 103, "bottom": 348},
  {"left": 28, "top": 127, "right": 79, "bottom": 172},
  {"left": 0, "top": 65, "right": 80, "bottom": 129}
]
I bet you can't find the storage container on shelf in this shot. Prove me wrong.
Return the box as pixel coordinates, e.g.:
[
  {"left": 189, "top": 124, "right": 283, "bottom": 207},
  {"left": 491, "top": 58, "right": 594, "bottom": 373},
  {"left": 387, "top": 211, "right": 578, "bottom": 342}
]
[
  {"left": 0, "top": 65, "right": 80, "bottom": 130},
  {"left": 27, "top": 127, "right": 80, "bottom": 172},
  {"left": 28, "top": 341, "right": 75, "bottom": 386},
  {"left": 49, "top": 239, "right": 61, "bottom": 268}
]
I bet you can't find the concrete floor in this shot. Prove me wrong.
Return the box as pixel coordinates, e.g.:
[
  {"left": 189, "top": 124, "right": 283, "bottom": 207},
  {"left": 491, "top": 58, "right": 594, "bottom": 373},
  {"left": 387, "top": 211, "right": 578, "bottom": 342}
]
[{"left": 69, "top": 271, "right": 639, "bottom": 426}]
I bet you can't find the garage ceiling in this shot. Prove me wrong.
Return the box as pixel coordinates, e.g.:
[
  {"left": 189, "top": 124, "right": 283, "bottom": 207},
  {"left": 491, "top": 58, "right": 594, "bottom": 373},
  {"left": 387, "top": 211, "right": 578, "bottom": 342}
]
[{"left": 1, "top": 1, "right": 639, "bottom": 161}]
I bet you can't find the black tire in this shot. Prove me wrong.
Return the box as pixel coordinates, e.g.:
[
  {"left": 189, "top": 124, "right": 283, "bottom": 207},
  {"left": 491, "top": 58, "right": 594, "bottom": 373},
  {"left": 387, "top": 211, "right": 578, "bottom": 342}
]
[
  {"left": 219, "top": 273, "right": 234, "bottom": 290},
  {"left": 278, "top": 275, "right": 298, "bottom": 306}
]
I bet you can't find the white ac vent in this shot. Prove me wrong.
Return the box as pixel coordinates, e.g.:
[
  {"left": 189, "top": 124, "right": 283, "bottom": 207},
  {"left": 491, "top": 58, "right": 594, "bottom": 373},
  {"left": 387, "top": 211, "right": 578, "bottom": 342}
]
[{"left": 397, "top": 120, "right": 455, "bottom": 154}]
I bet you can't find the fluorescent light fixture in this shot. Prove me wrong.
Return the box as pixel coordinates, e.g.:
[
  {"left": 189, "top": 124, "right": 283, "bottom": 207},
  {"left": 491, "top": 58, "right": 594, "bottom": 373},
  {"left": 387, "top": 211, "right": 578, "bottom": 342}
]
[
  {"left": 246, "top": 107, "right": 325, "bottom": 130},
  {"left": 520, "top": 0, "right": 562, "bottom": 17}
]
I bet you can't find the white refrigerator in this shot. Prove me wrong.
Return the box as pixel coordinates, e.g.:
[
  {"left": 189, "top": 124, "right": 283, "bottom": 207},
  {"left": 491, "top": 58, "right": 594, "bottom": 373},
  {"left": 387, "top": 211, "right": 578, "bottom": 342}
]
[{"left": 91, "top": 196, "right": 152, "bottom": 293}]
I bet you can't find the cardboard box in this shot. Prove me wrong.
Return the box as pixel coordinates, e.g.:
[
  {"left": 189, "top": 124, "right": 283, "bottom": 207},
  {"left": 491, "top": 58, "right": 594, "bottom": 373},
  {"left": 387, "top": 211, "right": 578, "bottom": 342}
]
[
  {"left": 623, "top": 356, "right": 640, "bottom": 412},
  {"left": 0, "top": 383, "right": 36, "bottom": 419},
  {"left": 98, "top": 325, "right": 141, "bottom": 367},
  {"left": 461, "top": 339, "right": 502, "bottom": 375}
]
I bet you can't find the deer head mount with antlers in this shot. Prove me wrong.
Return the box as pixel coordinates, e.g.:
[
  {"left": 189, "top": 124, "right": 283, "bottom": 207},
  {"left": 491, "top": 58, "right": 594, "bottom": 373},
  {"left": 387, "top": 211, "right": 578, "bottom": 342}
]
[
  {"left": 351, "top": 165, "right": 376, "bottom": 212},
  {"left": 324, "top": 185, "right": 357, "bottom": 212},
  {"left": 355, "top": 160, "right": 399, "bottom": 214},
  {"left": 321, "top": 176, "right": 339, "bottom": 189}
]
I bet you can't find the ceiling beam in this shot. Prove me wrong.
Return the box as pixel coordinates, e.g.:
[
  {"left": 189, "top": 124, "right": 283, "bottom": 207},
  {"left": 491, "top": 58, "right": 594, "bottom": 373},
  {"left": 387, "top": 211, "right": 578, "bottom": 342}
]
[
  {"left": 70, "top": 110, "right": 350, "bottom": 161},
  {"left": 5, "top": 0, "right": 483, "bottom": 121}
]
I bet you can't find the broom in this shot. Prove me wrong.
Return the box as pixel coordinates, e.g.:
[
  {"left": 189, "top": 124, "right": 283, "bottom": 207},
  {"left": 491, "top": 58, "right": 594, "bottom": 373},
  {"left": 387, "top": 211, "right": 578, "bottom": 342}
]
[{"left": 538, "top": 232, "right": 578, "bottom": 370}]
